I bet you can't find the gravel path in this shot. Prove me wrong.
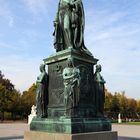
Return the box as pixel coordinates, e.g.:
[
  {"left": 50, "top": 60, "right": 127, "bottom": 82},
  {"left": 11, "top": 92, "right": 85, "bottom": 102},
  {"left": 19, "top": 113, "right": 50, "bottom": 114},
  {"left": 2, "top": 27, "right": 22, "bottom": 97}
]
[
  {"left": 0, "top": 123, "right": 29, "bottom": 139},
  {"left": 113, "top": 124, "right": 140, "bottom": 138},
  {"left": 0, "top": 123, "right": 140, "bottom": 139}
]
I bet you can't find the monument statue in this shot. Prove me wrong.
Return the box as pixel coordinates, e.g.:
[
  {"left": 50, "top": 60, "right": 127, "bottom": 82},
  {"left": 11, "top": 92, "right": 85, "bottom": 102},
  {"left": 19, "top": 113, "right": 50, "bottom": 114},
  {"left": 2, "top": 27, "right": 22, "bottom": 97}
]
[
  {"left": 29, "top": 0, "right": 112, "bottom": 135},
  {"left": 118, "top": 113, "right": 122, "bottom": 123},
  {"left": 53, "top": 0, "right": 91, "bottom": 55},
  {"left": 36, "top": 64, "right": 48, "bottom": 118},
  {"left": 63, "top": 57, "right": 80, "bottom": 116},
  {"left": 94, "top": 65, "right": 106, "bottom": 116}
]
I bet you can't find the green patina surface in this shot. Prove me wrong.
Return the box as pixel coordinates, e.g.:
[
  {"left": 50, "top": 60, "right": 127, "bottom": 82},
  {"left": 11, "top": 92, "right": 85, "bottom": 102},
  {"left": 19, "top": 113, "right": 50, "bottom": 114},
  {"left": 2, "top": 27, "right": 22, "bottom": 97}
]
[
  {"left": 44, "top": 48, "right": 98, "bottom": 65},
  {"left": 31, "top": 0, "right": 112, "bottom": 134},
  {"left": 30, "top": 117, "right": 111, "bottom": 134}
]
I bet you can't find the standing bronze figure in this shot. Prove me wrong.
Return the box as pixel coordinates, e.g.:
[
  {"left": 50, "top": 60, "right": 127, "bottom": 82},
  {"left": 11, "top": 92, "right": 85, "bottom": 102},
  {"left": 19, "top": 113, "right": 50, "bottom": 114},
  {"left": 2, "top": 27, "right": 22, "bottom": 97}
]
[
  {"left": 94, "top": 65, "right": 106, "bottom": 117},
  {"left": 36, "top": 64, "right": 48, "bottom": 118},
  {"left": 63, "top": 57, "right": 80, "bottom": 116},
  {"left": 53, "top": 0, "right": 91, "bottom": 55}
]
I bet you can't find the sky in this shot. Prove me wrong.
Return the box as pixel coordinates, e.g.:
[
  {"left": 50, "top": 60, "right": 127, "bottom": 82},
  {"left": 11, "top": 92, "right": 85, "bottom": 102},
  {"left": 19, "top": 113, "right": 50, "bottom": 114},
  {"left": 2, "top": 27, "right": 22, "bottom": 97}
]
[{"left": 0, "top": 0, "right": 140, "bottom": 99}]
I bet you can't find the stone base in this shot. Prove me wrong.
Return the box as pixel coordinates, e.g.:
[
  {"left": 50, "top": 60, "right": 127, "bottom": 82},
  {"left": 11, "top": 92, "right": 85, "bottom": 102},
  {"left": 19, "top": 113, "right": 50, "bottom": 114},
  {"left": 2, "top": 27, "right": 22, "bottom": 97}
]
[
  {"left": 30, "top": 117, "right": 111, "bottom": 134},
  {"left": 28, "top": 115, "right": 36, "bottom": 125},
  {"left": 43, "top": 48, "right": 98, "bottom": 119},
  {"left": 24, "top": 131, "right": 118, "bottom": 140}
]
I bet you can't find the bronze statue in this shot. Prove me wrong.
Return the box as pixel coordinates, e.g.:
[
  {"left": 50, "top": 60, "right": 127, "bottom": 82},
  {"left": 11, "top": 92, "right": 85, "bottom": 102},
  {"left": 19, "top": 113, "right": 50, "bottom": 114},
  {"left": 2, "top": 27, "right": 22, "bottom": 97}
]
[
  {"left": 30, "top": 0, "right": 112, "bottom": 134},
  {"left": 53, "top": 0, "right": 91, "bottom": 55},
  {"left": 36, "top": 64, "right": 48, "bottom": 118},
  {"left": 94, "top": 65, "right": 106, "bottom": 117},
  {"left": 63, "top": 57, "right": 80, "bottom": 115}
]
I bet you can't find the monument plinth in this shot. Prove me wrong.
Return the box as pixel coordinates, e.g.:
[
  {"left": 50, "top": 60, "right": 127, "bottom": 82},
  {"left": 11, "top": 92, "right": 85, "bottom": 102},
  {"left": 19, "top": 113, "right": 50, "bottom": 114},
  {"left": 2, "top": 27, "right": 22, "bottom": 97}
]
[
  {"left": 30, "top": 48, "right": 111, "bottom": 134},
  {"left": 25, "top": 131, "right": 117, "bottom": 140},
  {"left": 44, "top": 48, "right": 98, "bottom": 118},
  {"left": 25, "top": 0, "right": 117, "bottom": 139}
]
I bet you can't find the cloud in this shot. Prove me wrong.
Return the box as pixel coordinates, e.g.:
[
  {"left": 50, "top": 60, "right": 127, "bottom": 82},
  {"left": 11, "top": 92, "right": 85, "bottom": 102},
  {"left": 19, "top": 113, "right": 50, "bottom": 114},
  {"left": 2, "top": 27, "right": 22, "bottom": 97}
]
[
  {"left": 0, "top": 42, "right": 20, "bottom": 51},
  {"left": 21, "top": 0, "right": 57, "bottom": 24},
  {"left": 0, "top": 40, "right": 33, "bottom": 53},
  {"left": 23, "top": 0, "right": 51, "bottom": 16},
  {"left": 84, "top": 5, "right": 140, "bottom": 99},
  {"left": 0, "top": 0, "right": 139, "bottom": 99},
  {"left": 0, "top": 54, "right": 43, "bottom": 92},
  {"left": 0, "top": 0, "right": 15, "bottom": 27}
]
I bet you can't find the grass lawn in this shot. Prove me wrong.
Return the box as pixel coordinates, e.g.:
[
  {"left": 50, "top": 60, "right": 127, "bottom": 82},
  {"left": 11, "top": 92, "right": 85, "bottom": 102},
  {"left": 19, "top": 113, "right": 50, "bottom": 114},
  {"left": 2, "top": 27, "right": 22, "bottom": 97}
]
[{"left": 112, "top": 122, "right": 140, "bottom": 125}]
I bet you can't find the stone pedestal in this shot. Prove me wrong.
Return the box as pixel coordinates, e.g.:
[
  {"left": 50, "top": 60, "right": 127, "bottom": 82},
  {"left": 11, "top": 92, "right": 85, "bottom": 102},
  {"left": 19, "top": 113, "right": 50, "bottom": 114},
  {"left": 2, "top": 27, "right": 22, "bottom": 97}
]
[
  {"left": 28, "top": 105, "right": 37, "bottom": 125},
  {"left": 24, "top": 131, "right": 118, "bottom": 140},
  {"left": 43, "top": 48, "right": 98, "bottom": 118},
  {"left": 118, "top": 113, "right": 122, "bottom": 123},
  {"left": 118, "top": 118, "right": 122, "bottom": 123},
  {"left": 30, "top": 117, "right": 111, "bottom": 134},
  {"left": 30, "top": 48, "right": 111, "bottom": 134},
  {"left": 28, "top": 114, "right": 36, "bottom": 125}
]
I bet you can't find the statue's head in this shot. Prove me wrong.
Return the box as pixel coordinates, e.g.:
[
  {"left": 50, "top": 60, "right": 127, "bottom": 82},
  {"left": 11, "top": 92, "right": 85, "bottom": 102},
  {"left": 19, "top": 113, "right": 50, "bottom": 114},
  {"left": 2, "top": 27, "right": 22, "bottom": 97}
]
[
  {"left": 96, "top": 64, "right": 102, "bottom": 72},
  {"left": 40, "top": 64, "right": 45, "bottom": 72},
  {"left": 67, "top": 57, "right": 74, "bottom": 67}
]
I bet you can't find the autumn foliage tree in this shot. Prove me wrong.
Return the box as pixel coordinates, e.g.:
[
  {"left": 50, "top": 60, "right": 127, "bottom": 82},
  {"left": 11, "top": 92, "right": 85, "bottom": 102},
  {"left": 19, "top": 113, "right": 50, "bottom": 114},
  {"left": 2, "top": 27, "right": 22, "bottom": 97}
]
[
  {"left": 0, "top": 70, "right": 140, "bottom": 121},
  {"left": 0, "top": 70, "right": 36, "bottom": 120},
  {"left": 21, "top": 84, "right": 36, "bottom": 118},
  {"left": 104, "top": 89, "right": 140, "bottom": 120},
  {"left": 0, "top": 70, "right": 20, "bottom": 120}
]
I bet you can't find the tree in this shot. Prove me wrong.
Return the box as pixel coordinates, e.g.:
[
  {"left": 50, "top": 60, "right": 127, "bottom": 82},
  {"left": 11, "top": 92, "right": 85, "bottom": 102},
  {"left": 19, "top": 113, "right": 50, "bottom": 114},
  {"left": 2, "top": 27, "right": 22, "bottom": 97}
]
[
  {"left": 7, "top": 89, "right": 22, "bottom": 120},
  {"left": 136, "top": 100, "right": 140, "bottom": 119},
  {"left": 0, "top": 70, "right": 16, "bottom": 120},
  {"left": 118, "top": 92, "right": 128, "bottom": 116},
  {"left": 127, "top": 98, "right": 137, "bottom": 118},
  {"left": 0, "top": 70, "right": 4, "bottom": 79},
  {"left": 21, "top": 84, "right": 36, "bottom": 118},
  {"left": 104, "top": 89, "right": 112, "bottom": 114},
  {"left": 110, "top": 93, "right": 120, "bottom": 119}
]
